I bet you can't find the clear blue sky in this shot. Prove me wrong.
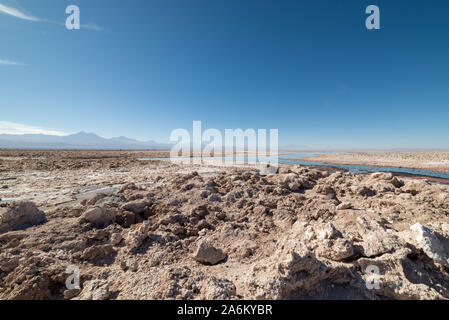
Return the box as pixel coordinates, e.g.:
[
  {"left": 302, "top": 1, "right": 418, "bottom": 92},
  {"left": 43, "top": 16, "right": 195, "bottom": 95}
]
[{"left": 1, "top": 0, "right": 448, "bottom": 149}]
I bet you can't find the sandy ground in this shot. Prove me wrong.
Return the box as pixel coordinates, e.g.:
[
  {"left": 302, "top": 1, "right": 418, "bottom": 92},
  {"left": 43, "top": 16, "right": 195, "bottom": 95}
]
[
  {"left": 302, "top": 151, "right": 449, "bottom": 173},
  {"left": 1, "top": 150, "right": 449, "bottom": 300}
]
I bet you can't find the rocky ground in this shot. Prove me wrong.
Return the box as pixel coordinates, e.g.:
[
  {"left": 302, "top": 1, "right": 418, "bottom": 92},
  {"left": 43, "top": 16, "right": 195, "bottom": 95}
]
[
  {"left": 302, "top": 151, "right": 449, "bottom": 173},
  {"left": 0, "top": 150, "right": 170, "bottom": 172},
  {"left": 1, "top": 151, "right": 449, "bottom": 300}
]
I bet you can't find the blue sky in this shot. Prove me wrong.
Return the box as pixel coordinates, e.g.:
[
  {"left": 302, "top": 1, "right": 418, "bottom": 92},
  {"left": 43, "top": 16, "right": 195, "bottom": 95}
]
[{"left": 1, "top": 0, "right": 448, "bottom": 149}]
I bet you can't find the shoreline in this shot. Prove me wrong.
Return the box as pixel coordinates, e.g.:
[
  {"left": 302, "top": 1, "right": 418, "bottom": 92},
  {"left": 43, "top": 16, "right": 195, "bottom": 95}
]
[
  {"left": 300, "top": 152, "right": 449, "bottom": 174},
  {"left": 290, "top": 162, "right": 449, "bottom": 185}
]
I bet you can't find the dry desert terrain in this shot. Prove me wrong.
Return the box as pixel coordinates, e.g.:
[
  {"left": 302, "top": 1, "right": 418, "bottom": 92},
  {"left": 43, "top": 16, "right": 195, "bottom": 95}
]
[{"left": 0, "top": 150, "right": 449, "bottom": 300}]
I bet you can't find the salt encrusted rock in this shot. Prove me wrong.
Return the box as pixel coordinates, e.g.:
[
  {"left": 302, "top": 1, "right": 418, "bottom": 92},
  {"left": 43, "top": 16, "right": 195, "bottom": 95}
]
[
  {"left": 78, "top": 280, "right": 110, "bottom": 300},
  {"left": 336, "top": 202, "right": 352, "bottom": 210},
  {"left": 200, "top": 190, "right": 211, "bottom": 198},
  {"left": 253, "top": 205, "right": 268, "bottom": 215},
  {"left": 110, "top": 232, "right": 123, "bottom": 246},
  {"left": 125, "top": 221, "right": 150, "bottom": 252},
  {"left": 315, "top": 238, "right": 355, "bottom": 262},
  {"left": 128, "top": 259, "right": 138, "bottom": 272},
  {"left": 81, "top": 193, "right": 106, "bottom": 206},
  {"left": 410, "top": 223, "right": 449, "bottom": 267},
  {"left": 0, "top": 253, "right": 20, "bottom": 272},
  {"left": 193, "top": 240, "right": 227, "bottom": 265},
  {"left": 208, "top": 194, "right": 222, "bottom": 202},
  {"left": 80, "top": 244, "right": 115, "bottom": 260},
  {"left": 202, "top": 277, "right": 236, "bottom": 299},
  {"left": 313, "top": 184, "right": 336, "bottom": 196},
  {"left": 258, "top": 164, "right": 278, "bottom": 175},
  {"left": 401, "top": 180, "right": 429, "bottom": 196},
  {"left": 356, "top": 216, "right": 402, "bottom": 258},
  {"left": 120, "top": 199, "right": 150, "bottom": 214},
  {"left": 371, "top": 172, "right": 393, "bottom": 180},
  {"left": 63, "top": 288, "right": 80, "bottom": 300},
  {"left": 391, "top": 177, "right": 405, "bottom": 188},
  {"left": 80, "top": 206, "right": 116, "bottom": 227},
  {"left": 357, "top": 186, "right": 376, "bottom": 197},
  {"left": 118, "top": 183, "right": 137, "bottom": 193},
  {"left": 279, "top": 173, "right": 303, "bottom": 191},
  {"left": 442, "top": 223, "right": 449, "bottom": 234},
  {"left": 316, "top": 222, "right": 342, "bottom": 240},
  {"left": 0, "top": 201, "right": 46, "bottom": 233}
]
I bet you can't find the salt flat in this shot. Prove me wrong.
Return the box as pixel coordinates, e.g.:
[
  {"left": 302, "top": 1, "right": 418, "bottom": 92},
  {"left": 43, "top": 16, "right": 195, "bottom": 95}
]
[{"left": 303, "top": 151, "right": 449, "bottom": 173}]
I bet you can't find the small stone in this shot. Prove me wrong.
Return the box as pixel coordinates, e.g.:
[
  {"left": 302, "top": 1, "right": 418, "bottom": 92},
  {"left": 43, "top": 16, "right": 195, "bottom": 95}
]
[
  {"left": 319, "top": 238, "right": 355, "bottom": 262},
  {"left": 79, "top": 279, "right": 110, "bottom": 300},
  {"left": 336, "top": 202, "right": 352, "bottom": 210},
  {"left": 200, "top": 190, "right": 210, "bottom": 198},
  {"left": 80, "top": 244, "right": 115, "bottom": 260},
  {"left": 253, "top": 205, "right": 267, "bottom": 215},
  {"left": 63, "top": 288, "right": 80, "bottom": 300},
  {"left": 110, "top": 233, "right": 122, "bottom": 246},
  {"left": 279, "top": 173, "right": 303, "bottom": 191},
  {"left": 121, "top": 211, "right": 136, "bottom": 227},
  {"left": 208, "top": 194, "right": 222, "bottom": 202},
  {"left": 371, "top": 172, "right": 393, "bottom": 180},
  {"left": 193, "top": 240, "right": 227, "bottom": 265},
  {"left": 118, "top": 183, "right": 137, "bottom": 193},
  {"left": 82, "top": 193, "right": 106, "bottom": 206},
  {"left": 313, "top": 184, "right": 336, "bottom": 197},
  {"left": 231, "top": 175, "right": 241, "bottom": 181},
  {"left": 128, "top": 260, "right": 138, "bottom": 272},
  {"left": 120, "top": 199, "right": 150, "bottom": 214},
  {"left": 358, "top": 186, "right": 376, "bottom": 197},
  {"left": 92, "top": 229, "right": 108, "bottom": 240},
  {"left": 391, "top": 177, "right": 405, "bottom": 188},
  {"left": 316, "top": 222, "right": 342, "bottom": 240},
  {"left": 442, "top": 223, "right": 449, "bottom": 234},
  {"left": 125, "top": 222, "right": 150, "bottom": 252},
  {"left": 80, "top": 206, "right": 116, "bottom": 228},
  {"left": 388, "top": 212, "right": 400, "bottom": 222}
]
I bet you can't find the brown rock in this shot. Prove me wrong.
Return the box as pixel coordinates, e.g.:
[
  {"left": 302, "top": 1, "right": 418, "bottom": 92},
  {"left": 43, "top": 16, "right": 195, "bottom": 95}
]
[
  {"left": 0, "top": 201, "right": 46, "bottom": 233},
  {"left": 193, "top": 240, "right": 227, "bottom": 265}
]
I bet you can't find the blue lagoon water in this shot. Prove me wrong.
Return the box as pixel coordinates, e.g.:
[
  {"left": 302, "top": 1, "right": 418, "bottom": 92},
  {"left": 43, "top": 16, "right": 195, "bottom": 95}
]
[{"left": 138, "top": 152, "right": 449, "bottom": 180}]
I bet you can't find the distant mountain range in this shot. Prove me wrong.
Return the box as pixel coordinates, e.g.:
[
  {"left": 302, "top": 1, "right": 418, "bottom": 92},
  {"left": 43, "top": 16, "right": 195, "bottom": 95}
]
[{"left": 0, "top": 132, "right": 173, "bottom": 150}]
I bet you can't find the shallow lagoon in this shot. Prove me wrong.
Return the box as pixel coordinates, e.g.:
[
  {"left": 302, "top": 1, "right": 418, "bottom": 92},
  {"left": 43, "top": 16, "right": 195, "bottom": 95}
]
[{"left": 138, "top": 152, "right": 449, "bottom": 180}]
